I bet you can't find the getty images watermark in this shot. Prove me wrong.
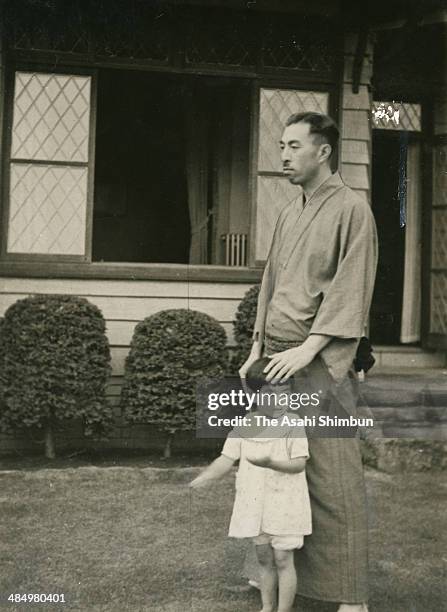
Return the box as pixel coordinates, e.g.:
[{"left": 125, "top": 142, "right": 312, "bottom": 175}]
[{"left": 195, "top": 377, "right": 376, "bottom": 439}]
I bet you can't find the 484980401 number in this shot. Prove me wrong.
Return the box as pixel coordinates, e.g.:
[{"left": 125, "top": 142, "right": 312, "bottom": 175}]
[{"left": 7, "top": 593, "right": 66, "bottom": 604}]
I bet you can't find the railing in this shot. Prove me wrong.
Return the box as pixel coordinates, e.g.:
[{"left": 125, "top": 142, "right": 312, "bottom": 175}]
[{"left": 222, "top": 233, "right": 247, "bottom": 267}]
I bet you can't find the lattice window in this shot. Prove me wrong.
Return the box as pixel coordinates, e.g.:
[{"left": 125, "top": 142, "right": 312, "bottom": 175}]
[
  {"left": 12, "top": 73, "right": 91, "bottom": 163},
  {"left": 6, "top": 0, "right": 89, "bottom": 55},
  {"left": 92, "top": 1, "right": 170, "bottom": 62},
  {"left": 262, "top": 21, "right": 335, "bottom": 73},
  {"left": 6, "top": 72, "right": 93, "bottom": 258},
  {"left": 429, "top": 141, "right": 447, "bottom": 340},
  {"left": 7, "top": 2, "right": 336, "bottom": 75},
  {"left": 8, "top": 165, "right": 88, "bottom": 255},
  {"left": 255, "top": 88, "right": 329, "bottom": 261},
  {"left": 432, "top": 209, "right": 447, "bottom": 270},
  {"left": 372, "top": 101, "right": 422, "bottom": 131},
  {"left": 184, "top": 12, "right": 256, "bottom": 67},
  {"left": 6, "top": 0, "right": 171, "bottom": 63},
  {"left": 430, "top": 273, "right": 447, "bottom": 335},
  {"left": 6, "top": 1, "right": 339, "bottom": 77},
  {"left": 433, "top": 143, "right": 447, "bottom": 207}
]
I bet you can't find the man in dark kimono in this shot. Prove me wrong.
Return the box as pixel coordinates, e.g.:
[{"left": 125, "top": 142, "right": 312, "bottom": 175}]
[{"left": 239, "top": 112, "right": 378, "bottom": 611}]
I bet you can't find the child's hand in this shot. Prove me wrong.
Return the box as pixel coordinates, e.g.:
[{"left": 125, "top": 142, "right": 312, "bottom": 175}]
[
  {"left": 246, "top": 454, "right": 272, "bottom": 468},
  {"left": 189, "top": 475, "right": 212, "bottom": 489},
  {"left": 189, "top": 455, "right": 234, "bottom": 488}
]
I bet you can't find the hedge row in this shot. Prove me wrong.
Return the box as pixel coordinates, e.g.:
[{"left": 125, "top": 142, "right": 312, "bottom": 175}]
[{"left": 0, "top": 289, "right": 261, "bottom": 458}]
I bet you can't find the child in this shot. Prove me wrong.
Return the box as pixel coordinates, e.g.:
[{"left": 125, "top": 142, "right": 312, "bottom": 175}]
[{"left": 190, "top": 357, "right": 311, "bottom": 612}]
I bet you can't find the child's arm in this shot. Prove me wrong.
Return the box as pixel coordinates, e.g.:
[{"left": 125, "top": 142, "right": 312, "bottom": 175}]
[
  {"left": 189, "top": 454, "right": 235, "bottom": 489},
  {"left": 247, "top": 455, "right": 306, "bottom": 474}
]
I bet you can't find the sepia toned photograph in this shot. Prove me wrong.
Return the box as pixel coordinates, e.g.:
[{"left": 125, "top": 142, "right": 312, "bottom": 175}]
[{"left": 0, "top": 1, "right": 446, "bottom": 611}]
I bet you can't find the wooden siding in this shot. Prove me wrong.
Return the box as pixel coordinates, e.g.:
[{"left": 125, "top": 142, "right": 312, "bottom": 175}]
[
  {"left": 428, "top": 89, "right": 447, "bottom": 346},
  {"left": 0, "top": 277, "right": 256, "bottom": 375},
  {"left": 341, "top": 110, "right": 371, "bottom": 140},
  {"left": 341, "top": 163, "right": 369, "bottom": 190},
  {"left": 341, "top": 140, "right": 370, "bottom": 165},
  {"left": 340, "top": 34, "right": 373, "bottom": 204}
]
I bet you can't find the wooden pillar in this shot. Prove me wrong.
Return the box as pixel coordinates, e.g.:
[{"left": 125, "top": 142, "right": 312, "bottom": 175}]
[{"left": 339, "top": 33, "right": 373, "bottom": 204}]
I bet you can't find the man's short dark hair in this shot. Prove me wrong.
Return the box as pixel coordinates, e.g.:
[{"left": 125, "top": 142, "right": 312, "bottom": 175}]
[{"left": 285, "top": 112, "right": 339, "bottom": 157}]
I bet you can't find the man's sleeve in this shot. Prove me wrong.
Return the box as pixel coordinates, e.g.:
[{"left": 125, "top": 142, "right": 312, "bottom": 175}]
[
  {"left": 309, "top": 198, "right": 378, "bottom": 339},
  {"left": 221, "top": 432, "right": 242, "bottom": 461},
  {"left": 252, "top": 258, "right": 272, "bottom": 342}
]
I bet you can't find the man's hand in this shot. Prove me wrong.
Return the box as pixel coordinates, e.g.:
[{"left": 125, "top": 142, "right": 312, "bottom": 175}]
[
  {"left": 263, "top": 345, "right": 315, "bottom": 382},
  {"left": 246, "top": 454, "right": 272, "bottom": 468},
  {"left": 239, "top": 341, "right": 262, "bottom": 391}
]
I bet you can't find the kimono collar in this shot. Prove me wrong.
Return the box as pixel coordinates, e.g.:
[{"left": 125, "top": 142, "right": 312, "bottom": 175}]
[
  {"left": 284, "top": 172, "right": 345, "bottom": 269},
  {"left": 305, "top": 171, "right": 345, "bottom": 207}
]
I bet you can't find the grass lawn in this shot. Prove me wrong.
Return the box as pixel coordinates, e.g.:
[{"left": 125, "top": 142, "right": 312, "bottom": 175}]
[{"left": 0, "top": 465, "right": 445, "bottom": 612}]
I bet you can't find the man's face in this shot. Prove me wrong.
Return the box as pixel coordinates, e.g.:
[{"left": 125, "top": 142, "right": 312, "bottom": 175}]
[{"left": 280, "top": 121, "right": 326, "bottom": 186}]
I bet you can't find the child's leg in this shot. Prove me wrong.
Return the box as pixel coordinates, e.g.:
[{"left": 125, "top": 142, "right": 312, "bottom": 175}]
[
  {"left": 273, "top": 549, "right": 296, "bottom": 612},
  {"left": 255, "top": 543, "right": 277, "bottom": 612}
]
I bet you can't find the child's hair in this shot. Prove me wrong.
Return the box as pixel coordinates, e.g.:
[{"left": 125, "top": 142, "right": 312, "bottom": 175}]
[{"left": 246, "top": 357, "right": 273, "bottom": 393}]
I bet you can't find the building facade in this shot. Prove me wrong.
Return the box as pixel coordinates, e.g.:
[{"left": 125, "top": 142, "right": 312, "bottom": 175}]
[{"left": 0, "top": 0, "right": 445, "bottom": 449}]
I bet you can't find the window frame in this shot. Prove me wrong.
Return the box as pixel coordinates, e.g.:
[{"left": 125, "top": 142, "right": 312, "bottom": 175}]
[
  {"left": 0, "top": 61, "right": 338, "bottom": 281},
  {"left": 0, "top": 62, "right": 98, "bottom": 264}
]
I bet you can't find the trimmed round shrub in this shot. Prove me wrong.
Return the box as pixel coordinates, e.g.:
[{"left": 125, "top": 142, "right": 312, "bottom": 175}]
[
  {"left": 231, "top": 284, "right": 260, "bottom": 371},
  {"left": 0, "top": 295, "right": 112, "bottom": 457},
  {"left": 121, "top": 309, "right": 228, "bottom": 457}
]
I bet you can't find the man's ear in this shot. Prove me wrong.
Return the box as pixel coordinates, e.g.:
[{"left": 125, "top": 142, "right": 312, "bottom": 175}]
[{"left": 319, "top": 143, "right": 332, "bottom": 164}]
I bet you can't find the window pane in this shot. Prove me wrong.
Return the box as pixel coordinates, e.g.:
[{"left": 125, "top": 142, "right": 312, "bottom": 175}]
[
  {"left": 432, "top": 209, "right": 447, "bottom": 270},
  {"left": 11, "top": 72, "right": 91, "bottom": 162},
  {"left": 430, "top": 273, "right": 447, "bottom": 335},
  {"left": 433, "top": 142, "right": 447, "bottom": 207},
  {"left": 371, "top": 101, "right": 421, "bottom": 132},
  {"left": 255, "top": 176, "right": 300, "bottom": 261},
  {"left": 7, "top": 163, "right": 88, "bottom": 255},
  {"left": 258, "top": 88, "right": 329, "bottom": 172}
]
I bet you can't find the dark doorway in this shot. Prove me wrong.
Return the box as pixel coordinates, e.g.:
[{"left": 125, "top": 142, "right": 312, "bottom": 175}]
[
  {"left": 370, "top": 131, "right": 406, "bottom": 345},
  {"left": 92, "top": 69, "right": 191, "bottom": 264}
]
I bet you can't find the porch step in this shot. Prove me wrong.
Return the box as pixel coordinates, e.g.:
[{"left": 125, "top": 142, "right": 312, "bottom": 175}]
[
  {"left": 358, "top": 367, "right": 447, "bottom": 440},
  {"left": 361, "top": 368, "right": 447, "bottom": 407},
  {"left": 372, "top": 345, "right": 446, "bottom": 369}
]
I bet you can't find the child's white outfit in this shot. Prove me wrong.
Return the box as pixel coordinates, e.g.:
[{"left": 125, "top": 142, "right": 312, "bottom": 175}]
[{"left": 221, "top": 426, "right": 312, "bottom": 550}]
